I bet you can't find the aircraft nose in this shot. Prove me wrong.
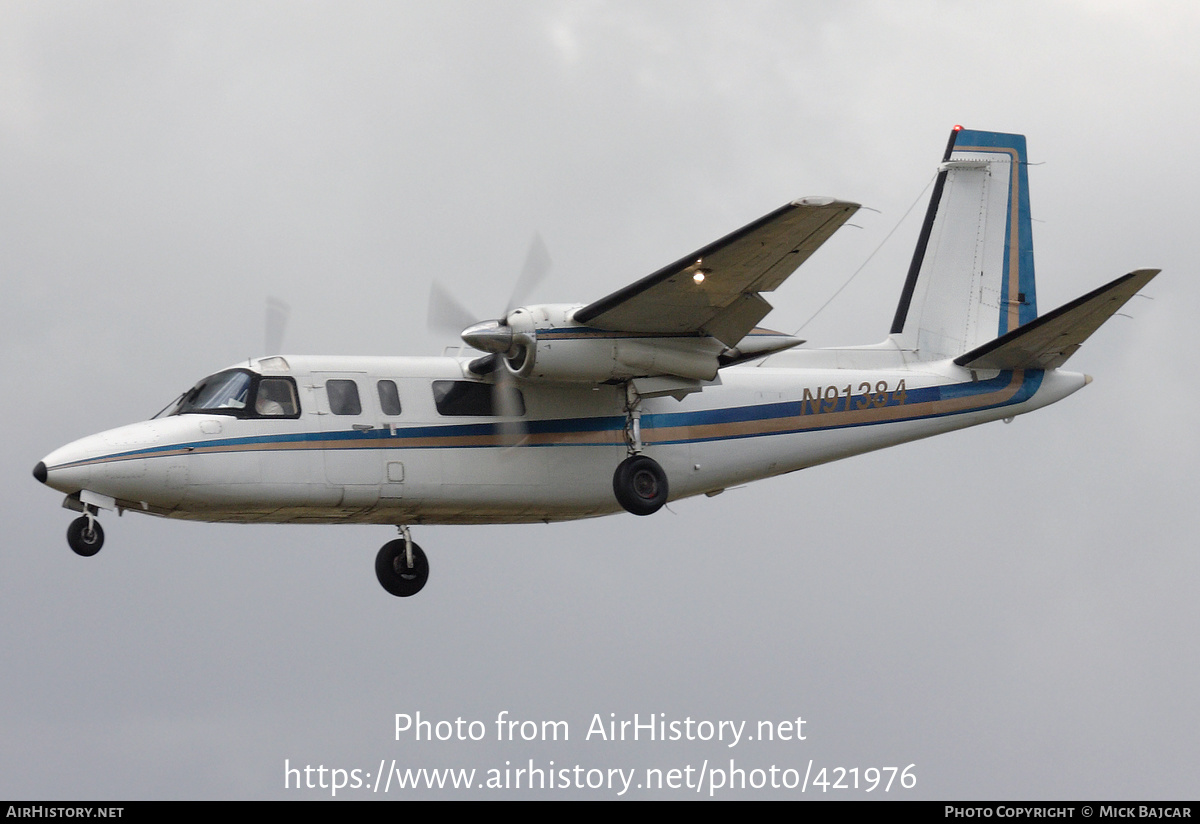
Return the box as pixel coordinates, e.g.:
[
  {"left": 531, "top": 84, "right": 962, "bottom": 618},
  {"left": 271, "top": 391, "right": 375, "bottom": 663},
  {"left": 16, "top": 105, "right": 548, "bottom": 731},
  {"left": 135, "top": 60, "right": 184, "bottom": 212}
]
[{"left": 36, "top": 439, "right": 97, "bottom": 495}]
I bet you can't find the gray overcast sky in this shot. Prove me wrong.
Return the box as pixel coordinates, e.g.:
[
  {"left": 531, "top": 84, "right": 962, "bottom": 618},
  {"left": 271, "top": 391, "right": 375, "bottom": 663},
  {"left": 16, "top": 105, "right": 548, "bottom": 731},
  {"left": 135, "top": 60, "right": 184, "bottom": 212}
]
[{"left": 3, "top": 0, "right": 1196, "bottom": 799}]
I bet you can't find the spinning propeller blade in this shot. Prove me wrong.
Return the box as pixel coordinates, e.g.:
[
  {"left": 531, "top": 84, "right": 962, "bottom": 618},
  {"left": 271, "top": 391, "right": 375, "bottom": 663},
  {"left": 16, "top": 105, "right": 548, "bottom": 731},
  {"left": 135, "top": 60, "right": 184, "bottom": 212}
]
[
  {"left": 505, "top": 232, "right": 552, "bottom": 315},
  {"left": 425, "top": 235, "right": 552, "bottom": 446},
  {"left": 265, "top": 296, "right": 290, "bottom": 355},
  {"left": 427, "top": 282, "right": 479, "bottom": 337}
]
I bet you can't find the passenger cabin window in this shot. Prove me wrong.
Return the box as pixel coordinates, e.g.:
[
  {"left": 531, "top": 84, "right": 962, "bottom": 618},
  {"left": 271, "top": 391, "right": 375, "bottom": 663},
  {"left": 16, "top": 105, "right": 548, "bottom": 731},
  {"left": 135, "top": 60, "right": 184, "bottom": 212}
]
[
  {"left": 377, "top": 380, "right": 402, "bottom": 416},
  {"left": 432, "top": 380, "right": 525, "bottom": 417},
  {"left": 326, "top": 380, "right": 362, "bottom": 415}
]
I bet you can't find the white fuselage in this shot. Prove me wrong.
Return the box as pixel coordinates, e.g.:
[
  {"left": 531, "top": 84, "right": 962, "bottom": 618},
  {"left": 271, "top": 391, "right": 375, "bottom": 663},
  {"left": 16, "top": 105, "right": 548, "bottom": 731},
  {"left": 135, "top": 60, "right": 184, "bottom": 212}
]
[{"left": 37, "top": 351, "right": 1087, "bottom": 526}]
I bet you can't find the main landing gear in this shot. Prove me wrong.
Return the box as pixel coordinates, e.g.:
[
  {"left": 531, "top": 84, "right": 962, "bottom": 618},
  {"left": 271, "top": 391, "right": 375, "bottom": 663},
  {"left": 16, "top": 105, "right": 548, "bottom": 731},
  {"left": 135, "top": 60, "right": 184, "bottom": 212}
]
[
  {"left": 376, "top": 525, "right": 429, "bottom": 597},
  {"left": 613, "top": 454, "right": 668, "bottom": 516},
  {"left": 611, "top": 382, "right": 669, "bottom": 516},
  {"left": 66, "top": 513, "right": 104, "bottom": 557}
]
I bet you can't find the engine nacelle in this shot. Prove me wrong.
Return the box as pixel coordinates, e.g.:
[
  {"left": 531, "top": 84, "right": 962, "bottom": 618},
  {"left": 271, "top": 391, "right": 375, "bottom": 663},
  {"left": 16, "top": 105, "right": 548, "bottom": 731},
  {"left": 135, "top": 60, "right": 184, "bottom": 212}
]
[{"left": 501, "top": 304, "right": 724, "bottom": 383}]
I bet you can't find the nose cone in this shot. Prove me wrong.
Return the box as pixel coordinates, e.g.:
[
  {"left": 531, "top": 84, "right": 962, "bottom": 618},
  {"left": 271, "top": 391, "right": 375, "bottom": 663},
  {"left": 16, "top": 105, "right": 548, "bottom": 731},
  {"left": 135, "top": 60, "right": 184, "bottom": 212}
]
[
  {"left": 38, "top": 445, "right": 94, "bottom": 495},
  {"left": 37, "top": 428, "right": 121, "bottom": 495}
]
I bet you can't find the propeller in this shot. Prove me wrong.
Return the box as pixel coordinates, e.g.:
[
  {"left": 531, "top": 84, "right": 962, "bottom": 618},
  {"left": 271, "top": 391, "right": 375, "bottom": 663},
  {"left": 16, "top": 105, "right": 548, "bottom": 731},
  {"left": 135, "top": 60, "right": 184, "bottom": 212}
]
[
  {"left": 427, "top": 282, "right": 478, "bottom": 339},
  {"left": 265, "top": 296, "right": 290, "bottom": 355},
  {"left": 426, "top": 235, "right": 552, "bottom": 446},
  {"left": 427, "top": 234, "right": 551, "bottom": 339},
  {"left": 506, "top": 232, "right": 551, "bottom": 315}
]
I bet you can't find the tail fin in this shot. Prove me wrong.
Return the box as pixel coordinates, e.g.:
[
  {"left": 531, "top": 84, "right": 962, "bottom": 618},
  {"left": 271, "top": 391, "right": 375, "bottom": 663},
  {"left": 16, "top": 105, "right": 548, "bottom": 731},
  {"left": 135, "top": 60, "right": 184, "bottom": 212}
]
[{"left": 890, "top": 128, "right": 1037, "bottom": 361}]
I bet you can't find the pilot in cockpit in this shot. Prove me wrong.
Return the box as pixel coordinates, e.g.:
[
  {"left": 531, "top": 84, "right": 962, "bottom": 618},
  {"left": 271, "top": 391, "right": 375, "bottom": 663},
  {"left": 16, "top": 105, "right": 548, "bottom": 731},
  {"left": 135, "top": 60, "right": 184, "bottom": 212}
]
[{"left": 255, "top": 378, "right": 294, "bottom": 417}]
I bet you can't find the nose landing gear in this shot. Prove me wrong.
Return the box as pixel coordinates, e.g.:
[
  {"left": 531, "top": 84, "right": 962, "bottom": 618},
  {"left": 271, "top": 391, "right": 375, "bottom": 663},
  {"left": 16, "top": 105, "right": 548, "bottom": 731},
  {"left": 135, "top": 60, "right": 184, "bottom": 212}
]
[{"left": 66, "top": 514, "right": 104, "bottom": 557}]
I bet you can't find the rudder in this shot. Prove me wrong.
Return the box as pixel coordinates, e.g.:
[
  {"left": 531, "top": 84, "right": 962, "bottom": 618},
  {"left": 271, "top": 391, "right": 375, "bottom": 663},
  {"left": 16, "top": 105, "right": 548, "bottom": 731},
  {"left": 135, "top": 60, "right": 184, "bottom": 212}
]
[{"left": 890, "top": 127, "right": 1037, "bottom": 361}]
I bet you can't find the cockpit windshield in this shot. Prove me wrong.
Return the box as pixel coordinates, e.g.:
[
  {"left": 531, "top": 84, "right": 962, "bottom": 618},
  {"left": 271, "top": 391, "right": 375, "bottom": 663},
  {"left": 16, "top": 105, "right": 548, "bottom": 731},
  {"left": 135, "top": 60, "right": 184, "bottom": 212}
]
[
  {"left": 156, "top": 369, "right": 300, "bottom": 419},
  {"left": 181, "top": 370, "right": 253, "bottom": 413}
]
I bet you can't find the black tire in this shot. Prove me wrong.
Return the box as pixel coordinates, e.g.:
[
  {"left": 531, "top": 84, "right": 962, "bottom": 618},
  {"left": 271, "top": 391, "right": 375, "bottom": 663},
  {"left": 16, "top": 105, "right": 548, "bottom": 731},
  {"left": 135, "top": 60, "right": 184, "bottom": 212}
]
[
  {"left": 375, "top": 539, "right": 429, "bottom": 597},
  {"left": 613, "top": 455, "right": 669, "bottom": 516},
  {"left": 67, "top": 517, "right": 104, "bottom": 557}
]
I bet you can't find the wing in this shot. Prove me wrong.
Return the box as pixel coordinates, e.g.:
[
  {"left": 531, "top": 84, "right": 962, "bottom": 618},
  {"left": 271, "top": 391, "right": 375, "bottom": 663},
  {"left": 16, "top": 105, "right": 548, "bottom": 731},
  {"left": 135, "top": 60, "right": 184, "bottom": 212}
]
[
  {"left": 574, "top": 196, "right": 860, "bottom": 346},
  {"left": 955, "top": 268, "right": 1160, "bottom": 370}
]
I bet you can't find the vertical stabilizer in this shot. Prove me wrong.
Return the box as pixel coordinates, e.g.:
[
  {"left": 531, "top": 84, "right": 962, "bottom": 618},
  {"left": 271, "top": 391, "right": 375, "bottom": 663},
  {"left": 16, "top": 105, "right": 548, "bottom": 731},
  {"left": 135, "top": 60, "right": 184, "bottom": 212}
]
[{"left": 890, "top": 128, "right": 1037, "bottom": 361}]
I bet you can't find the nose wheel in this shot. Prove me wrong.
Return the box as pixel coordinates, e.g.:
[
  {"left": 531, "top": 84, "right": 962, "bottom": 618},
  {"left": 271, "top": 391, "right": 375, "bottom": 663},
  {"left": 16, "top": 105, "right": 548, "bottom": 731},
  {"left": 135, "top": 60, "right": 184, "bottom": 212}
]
[
  {"left": 375, "top": 536, "right": 429, "bottom": 597},
  {"left": 66, "top": 515, "right": 104, "bottom": 557}
]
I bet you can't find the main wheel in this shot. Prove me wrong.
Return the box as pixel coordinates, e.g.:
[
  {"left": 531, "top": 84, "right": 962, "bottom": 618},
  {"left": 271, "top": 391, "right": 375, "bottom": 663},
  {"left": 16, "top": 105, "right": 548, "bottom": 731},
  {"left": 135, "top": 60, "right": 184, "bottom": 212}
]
[
  {"left": 67, "top": 516, "right": 104, "bottom": 557},
  {"left": 613, "top": 455, "right": 669, "bottom": 516},
  {"left": 375, "top": 539, "right": 429, "bottom": 597}
]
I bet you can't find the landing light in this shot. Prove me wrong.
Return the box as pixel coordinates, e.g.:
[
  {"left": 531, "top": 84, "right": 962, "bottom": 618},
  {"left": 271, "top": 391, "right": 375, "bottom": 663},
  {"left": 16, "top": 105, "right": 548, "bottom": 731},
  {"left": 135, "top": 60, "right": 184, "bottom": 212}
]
[{"left": 693, "top": 272, "right": 706, "bottom": 284}]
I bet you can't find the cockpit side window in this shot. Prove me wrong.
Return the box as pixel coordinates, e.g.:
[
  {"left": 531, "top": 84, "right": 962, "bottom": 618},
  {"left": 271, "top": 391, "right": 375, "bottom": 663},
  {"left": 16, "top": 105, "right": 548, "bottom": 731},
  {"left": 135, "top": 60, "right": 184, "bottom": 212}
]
[{"left": 256, "top": 377, "right": 299, "bottom": 417}]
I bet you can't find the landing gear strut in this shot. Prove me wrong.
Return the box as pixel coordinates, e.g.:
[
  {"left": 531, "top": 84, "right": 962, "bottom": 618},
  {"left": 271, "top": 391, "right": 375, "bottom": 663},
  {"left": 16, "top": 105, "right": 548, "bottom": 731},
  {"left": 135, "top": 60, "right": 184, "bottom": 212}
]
[
  {"left": 612, "top": 383, "right": 669, "bottom": 516},
  {"left": 375, "top": 526, "right": 429, "bottom": 597},
  {"left": 67, "top": 514, "right": 104, "bottom": 557}
]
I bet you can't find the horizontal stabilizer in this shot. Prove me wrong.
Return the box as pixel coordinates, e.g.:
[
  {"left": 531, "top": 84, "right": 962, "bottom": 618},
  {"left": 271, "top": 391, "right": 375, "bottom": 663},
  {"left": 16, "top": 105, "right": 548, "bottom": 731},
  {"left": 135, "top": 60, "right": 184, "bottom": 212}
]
[{"left": 955, "top": 268, "right": 1159, "bottom": 370}]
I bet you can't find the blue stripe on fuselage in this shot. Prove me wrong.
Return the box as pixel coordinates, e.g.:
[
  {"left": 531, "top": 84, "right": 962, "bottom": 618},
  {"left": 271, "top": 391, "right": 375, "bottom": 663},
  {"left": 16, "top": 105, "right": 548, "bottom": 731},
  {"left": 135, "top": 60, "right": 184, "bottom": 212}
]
[{"left": 52, "top": 371, "right": 1043, "bottom": 467}]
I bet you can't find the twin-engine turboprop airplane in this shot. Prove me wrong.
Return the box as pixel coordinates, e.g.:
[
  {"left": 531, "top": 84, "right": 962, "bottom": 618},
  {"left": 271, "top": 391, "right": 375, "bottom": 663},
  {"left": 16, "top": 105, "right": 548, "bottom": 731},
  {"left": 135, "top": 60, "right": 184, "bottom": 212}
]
[{"left": 33, "top": 128, "right": 1159, "bottom": 597}]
